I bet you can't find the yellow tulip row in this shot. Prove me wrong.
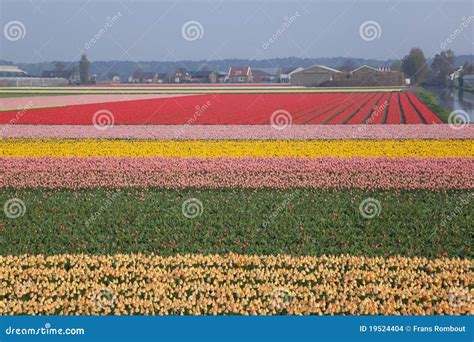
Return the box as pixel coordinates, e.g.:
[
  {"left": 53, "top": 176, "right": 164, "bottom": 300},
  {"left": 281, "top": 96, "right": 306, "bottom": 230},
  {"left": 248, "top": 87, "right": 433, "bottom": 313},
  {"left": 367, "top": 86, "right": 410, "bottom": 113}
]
[
  {"left": 1, "top": 139, "right": 472, "bottom": 158},
  {"left": 1, "top": 254, "right": 471, "bottom": 315}
]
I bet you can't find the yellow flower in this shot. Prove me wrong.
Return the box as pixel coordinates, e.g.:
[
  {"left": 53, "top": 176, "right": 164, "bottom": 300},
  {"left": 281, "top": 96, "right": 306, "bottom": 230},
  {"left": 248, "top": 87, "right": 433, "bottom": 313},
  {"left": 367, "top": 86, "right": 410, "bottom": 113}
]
[{"left": 0, "top": 139, "right": 472, "bottom": 158}]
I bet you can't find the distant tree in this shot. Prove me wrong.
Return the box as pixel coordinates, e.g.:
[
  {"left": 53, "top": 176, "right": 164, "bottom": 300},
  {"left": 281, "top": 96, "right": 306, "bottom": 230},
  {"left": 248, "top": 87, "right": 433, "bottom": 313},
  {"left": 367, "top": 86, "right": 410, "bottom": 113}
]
[
  {"left": 198, "top": 64, "right": 211, "bottom": 72},
  {"left": 52, "top": 62, "right": 76, "bottom": 79},
  {"left": 339, "top": 58, "right": 356, "bottom": 72},
  {"left": 390, "top": 60, "right": 402, "bottom": 71},
  {"left": 401, "top": 48, "right": 428, "bottom": 85},
  {"left": 79, "top": 54, "right": 91, "bottom": 84},
  {"left": 54, "top": 62, "right": 66, "bottom": 73},
  {"left": 430, "top": 50, "right": 455, "bottom": 85}
]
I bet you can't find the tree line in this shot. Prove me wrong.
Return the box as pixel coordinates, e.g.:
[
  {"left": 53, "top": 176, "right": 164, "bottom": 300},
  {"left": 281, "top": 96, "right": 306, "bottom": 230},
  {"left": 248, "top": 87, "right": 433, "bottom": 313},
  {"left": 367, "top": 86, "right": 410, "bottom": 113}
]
[
  {"left": 401, "top": 48, "right": 473, "bottom": 86},
  {"left": 67, "top": 52, "right": 474, "bottom": 86}
]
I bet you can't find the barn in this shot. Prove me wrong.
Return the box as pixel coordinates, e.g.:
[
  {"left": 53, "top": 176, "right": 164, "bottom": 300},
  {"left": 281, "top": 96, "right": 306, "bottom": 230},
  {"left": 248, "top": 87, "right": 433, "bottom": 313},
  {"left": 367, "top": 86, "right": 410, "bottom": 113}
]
[
  {"left": 289, "top": 65, "right": 342, "bottom": 86},
  {"left": 332, "top": 65, "right": 404, "bottom": 87}
]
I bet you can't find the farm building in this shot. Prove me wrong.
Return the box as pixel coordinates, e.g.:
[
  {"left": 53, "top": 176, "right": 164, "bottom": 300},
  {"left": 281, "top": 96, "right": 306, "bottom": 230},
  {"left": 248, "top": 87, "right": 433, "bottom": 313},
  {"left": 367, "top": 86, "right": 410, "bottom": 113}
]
[
  {"left": 227, "top": 67, "right": 253, "bottom": 83},
  {"left": 290, "top": 64, "right": 404, "bottom": 87},
  {"left": 277, "top": 67, "right": 303, "bottom": 83},
  {"left": 171, "top": 68, "right": 191, "bottom": 83},
  {"left": 128, "top": 70, "right": 169, "bottom": 84},
  {"left": 290, "top": 65, "right": 342, "bottom": 86},
  {"left": 331, "top": 65, "right": 404, "bottom": 87},
  {"left": 0, "top": 65, "right": 28, "bottom": 77},
  {"left": 189, "top": 71, "right": 213, "bottom": 83},
  {"left": 252, "top": 69, "right": 272, "bottom": 83},
  {"left": 209, "top": 71, "right": 226, "bottom": 83},
  {"left": 0, "top": 65, "right": 68, "bottom": 87}
]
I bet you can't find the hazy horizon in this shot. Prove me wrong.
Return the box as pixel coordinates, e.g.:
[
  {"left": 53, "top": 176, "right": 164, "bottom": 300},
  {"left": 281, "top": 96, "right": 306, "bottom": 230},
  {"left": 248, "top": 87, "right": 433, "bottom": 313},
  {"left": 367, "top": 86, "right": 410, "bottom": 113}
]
[
  {"left": 4, "top": 53, "right": 474, "bottom": 65},
  {"left": 1, "top": 0, "right": 473, "bottom": 64}
]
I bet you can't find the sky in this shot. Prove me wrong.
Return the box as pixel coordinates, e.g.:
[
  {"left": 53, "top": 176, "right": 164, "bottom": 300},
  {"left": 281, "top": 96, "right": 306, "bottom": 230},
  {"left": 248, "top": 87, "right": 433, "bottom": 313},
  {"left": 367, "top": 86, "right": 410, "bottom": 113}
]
[{"left": 0, "top": 0, "right": 473, "bottom": 63}]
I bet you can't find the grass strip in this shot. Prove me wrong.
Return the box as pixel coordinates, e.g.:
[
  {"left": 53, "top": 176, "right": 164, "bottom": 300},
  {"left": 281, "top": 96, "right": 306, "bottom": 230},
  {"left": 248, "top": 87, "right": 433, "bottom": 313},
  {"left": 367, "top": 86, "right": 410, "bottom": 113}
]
[{"left": 415, "top": 89, "right": 451, "bottom": 123}]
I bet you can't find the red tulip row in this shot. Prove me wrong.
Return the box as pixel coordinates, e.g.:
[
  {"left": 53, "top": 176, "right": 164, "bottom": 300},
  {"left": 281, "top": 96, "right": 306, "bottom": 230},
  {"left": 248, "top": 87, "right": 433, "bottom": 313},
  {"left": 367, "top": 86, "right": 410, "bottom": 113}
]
[{"left": 0, "top": 92, "right": 442, "bottom": 125}]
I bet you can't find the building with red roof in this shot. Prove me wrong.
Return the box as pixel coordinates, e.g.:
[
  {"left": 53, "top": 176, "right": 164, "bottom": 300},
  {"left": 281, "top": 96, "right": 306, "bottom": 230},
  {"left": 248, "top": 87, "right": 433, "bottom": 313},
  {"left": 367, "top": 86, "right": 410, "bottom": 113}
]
[{"left": 227, "top": 66, "right": 253, "bottom": 83}]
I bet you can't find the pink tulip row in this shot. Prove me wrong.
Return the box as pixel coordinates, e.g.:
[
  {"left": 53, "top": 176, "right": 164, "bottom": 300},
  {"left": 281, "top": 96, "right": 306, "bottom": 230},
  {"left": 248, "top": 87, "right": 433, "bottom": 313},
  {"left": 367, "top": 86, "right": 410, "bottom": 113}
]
[
  {"left": 1, "top": 157, "right": 472, "bottom": 190},
  {"left": 0, "top": 94, "right": 195, "bottom": 112},
  {"left": 1, "top": 124, "right": 473, "bottom": 140}
]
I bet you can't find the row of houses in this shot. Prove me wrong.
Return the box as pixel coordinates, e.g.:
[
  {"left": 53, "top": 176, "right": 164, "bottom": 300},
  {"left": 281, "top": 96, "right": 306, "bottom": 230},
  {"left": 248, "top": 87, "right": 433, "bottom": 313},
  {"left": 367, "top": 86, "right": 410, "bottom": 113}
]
[
  {"left": 0, "top": 64, "right": 420, "bottom": 87},
  {"left": 125, "top": 64, "right": 404, "bottom": 86},
  {"left": 126, "top": 67, "right": 273, "bottom": 84},
  {"left": 128, "top": 69, "right": 223, "bottom": 84}
]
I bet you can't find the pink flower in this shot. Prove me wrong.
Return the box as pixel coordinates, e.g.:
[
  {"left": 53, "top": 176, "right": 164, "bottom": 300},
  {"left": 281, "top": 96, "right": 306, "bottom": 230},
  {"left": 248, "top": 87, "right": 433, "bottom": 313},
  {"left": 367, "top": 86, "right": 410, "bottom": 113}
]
[{"left": 1, "top": 157, "right": 472, "bottom": 190}]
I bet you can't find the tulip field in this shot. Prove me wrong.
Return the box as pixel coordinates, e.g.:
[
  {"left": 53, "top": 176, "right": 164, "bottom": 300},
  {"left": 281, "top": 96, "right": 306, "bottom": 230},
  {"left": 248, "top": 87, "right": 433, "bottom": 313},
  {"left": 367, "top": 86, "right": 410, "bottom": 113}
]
[
  {"left": 0, "top": 91, "right": 443, "bottom": 124},
  {"left": 0, "top": 87, "right": 473, "bottom": 316}
]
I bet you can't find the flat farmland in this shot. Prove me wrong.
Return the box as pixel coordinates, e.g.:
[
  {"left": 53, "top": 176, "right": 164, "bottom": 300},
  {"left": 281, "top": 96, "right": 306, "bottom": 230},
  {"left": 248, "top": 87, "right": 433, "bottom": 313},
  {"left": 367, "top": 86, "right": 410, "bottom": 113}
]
[
  {"left": 1, "top": 86, "right": 472, "bottom": 316},
  {"left": 0, "top": 91, "right": 442, "bottom": 125}
]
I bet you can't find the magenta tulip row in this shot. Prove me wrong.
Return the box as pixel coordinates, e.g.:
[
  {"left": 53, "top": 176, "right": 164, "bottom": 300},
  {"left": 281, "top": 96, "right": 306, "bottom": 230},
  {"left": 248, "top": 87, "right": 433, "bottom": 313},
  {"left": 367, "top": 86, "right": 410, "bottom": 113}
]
[
  {"left": 1, "top": 157, "right": 472, "bottom": 190},
  {"left": 1, "top": 124, "right": 473, "bottom": 140}
]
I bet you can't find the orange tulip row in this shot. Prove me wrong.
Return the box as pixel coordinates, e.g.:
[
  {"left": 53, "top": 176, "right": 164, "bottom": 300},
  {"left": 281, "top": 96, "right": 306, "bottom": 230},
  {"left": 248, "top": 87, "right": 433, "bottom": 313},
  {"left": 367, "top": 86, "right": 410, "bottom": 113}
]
[{"left": 1, "top": 254, "right": 471, "bottom": 315}]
